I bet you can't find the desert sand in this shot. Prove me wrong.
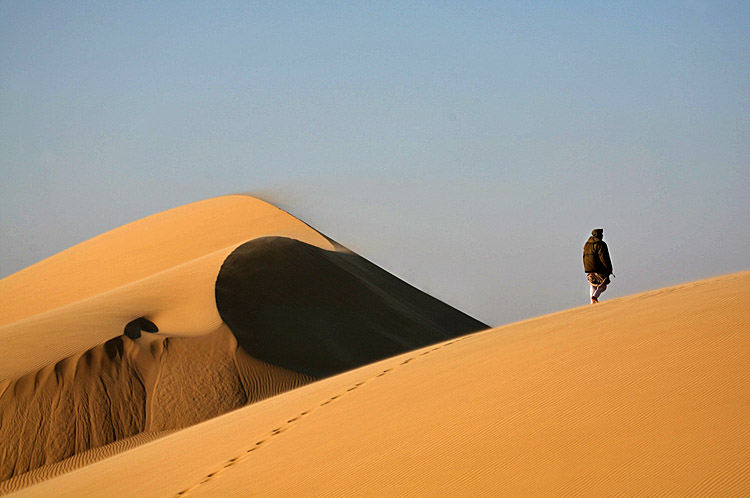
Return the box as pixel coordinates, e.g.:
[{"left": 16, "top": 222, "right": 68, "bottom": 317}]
[
  {"left": 1, "top": 195, "right": 748, "bottom": 496},
  {"left": 0, "top": 195, "right": 486, "bottom": 489}
]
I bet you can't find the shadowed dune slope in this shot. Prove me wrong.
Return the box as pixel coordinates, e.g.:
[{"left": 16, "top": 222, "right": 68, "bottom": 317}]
[
  {"left": 0, "top": 197, "right": 488, "bottom": 486},
  {"left": 0, "top": 320, "right": 316, "bottom": 483},
  {"left": 10, "top": 271, "right": 748, "bottom": 497},
  {"left": 216, "top": 236, "right": 488, "bottom": 377}
]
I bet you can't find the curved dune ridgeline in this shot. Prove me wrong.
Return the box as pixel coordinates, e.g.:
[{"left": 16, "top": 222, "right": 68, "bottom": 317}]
[
  {"left": 0, "top": 196, "right": 488, "bottom": 485},
  {"left": 0, "top": 195, "right": 334, "bottom": 328},
  {"left": 0, "top": 195, "right": 336, "bottom": 382}
]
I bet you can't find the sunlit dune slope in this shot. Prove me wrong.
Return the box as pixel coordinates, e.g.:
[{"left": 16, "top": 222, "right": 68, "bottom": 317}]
[
  {"left": 0, "top": 196, "right": 487, "bottom": 485},
  {"left": 0, "top": 195, "right": 335, "bottom": 380},
  {"left": 9, "top": 271, "right": 747, "bottom": 497},
  {"left": 0, "top": 195, "right": 334, "bottom": 326}
]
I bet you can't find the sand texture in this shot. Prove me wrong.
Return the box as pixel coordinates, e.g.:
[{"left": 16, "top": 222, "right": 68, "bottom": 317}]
[
  {"left": 1, "top": 195, "right": 748, "bottom": 496},
  {"left": 0, "top": 195, "right": 487, "bottom": 487}
]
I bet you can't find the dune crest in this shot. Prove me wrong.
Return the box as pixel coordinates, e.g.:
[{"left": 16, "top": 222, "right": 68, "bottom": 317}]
[
  {"left": 0, "top": 195, "right": 334, "bottom": 326},
  {"left": 0, "top": 195, "right": 334, "bottom": 381},
  {"left": 0, "top": 196, "right": 487, "bottom": 484}
]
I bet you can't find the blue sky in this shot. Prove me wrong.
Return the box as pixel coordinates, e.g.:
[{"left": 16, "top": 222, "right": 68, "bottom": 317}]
[{"left": 1, "top": 1, "right": 748, "bottom": 325}]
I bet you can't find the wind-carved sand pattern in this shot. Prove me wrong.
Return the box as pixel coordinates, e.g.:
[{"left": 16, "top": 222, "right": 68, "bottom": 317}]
[{"left": 172, "top": 337, "right": 469, "bottom": 498}]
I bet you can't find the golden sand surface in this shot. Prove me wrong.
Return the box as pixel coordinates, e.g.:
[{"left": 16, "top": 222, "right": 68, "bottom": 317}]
[
  {"left": 0, "top": 196, "right": 333, "bottom": 484},
  {"left": 0, "top": 195, "right": 487, "bottom": 490},
  {"left": 5, "top": 271, "right": 749, "bottom": 497},
  {"left": 0, "top": 195, "right": 334, "bottom": 381},
  {"left": 1, "top": 195, "right": 748, "bottom": 496},
  {"left": 0, "top": 195, "right": 335, "bottom": 326}
]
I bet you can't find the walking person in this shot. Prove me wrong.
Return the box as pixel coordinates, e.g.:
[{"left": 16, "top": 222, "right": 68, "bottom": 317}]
[{"left": 583, "top": 228, "right": 614, "bottom": 303}]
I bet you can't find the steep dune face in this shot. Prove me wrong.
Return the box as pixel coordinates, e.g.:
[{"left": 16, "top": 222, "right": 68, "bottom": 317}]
[
  {"left": 0, "top": 197, "right": 488, "bottom": 484},
  {"left": 0, "top": 337, "right": 148, "bottom": 482},
  {"left": 216, "top": 237, "right": 488, "bottom": 376},
  {"left": 0, "top": 325, "right": 317, "bottom": 482}
]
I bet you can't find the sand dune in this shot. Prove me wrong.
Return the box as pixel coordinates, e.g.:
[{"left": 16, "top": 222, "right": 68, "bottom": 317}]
[
  {"left": 2, "top": 195, "right": 748, "bottom": 496},
  {"left": 0, "top": 195, "right": 335, "bottom": 380},
  {"left": 5, "top": 270, "right": 747, "bottom": 497},
  {"left": 0, "top": 196, "right": 486, "bottom": 484},
  {"left": 0, "top": 196, "right": 334, "bottom": 327}
]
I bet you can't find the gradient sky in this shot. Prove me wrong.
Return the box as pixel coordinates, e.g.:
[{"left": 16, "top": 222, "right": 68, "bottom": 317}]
[{"left": 2, "top": 1, "right": 748, "bottom": 326}]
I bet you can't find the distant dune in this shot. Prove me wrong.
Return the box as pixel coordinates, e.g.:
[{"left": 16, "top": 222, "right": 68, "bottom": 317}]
[
  {"left": 2, "top": 196, "right": 748, "bottom": 496},
  {"left": 0, "top": 195, "right": 487, "bottom": 486}
]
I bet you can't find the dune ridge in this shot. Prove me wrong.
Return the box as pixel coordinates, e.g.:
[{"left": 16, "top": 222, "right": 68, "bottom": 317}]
[
  {"left": 10, "top": 271, "right": 748, "bottom": 497},
  {"left": 0, "top": 196, "right": 336, "bottom": 382},
  {"left": 0, "top": 195, "right": 334, "bottom": 326},
  {"left": 0, "top": 196, "right": 487, "bottom": 485}
]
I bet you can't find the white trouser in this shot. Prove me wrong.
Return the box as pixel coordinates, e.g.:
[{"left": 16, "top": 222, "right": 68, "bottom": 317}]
[{"left": 590, "top": 282, "right": 607, "bottom": 299}]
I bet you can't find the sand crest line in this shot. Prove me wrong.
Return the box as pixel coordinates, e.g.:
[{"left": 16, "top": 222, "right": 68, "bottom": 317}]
[{"left": 171, "top": 336, "right": 468, "bottom": 497}]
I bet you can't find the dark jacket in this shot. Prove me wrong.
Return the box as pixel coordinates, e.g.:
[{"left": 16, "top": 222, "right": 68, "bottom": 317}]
[{"left": 583, "top": 236, "right": 613, "bottom": 275}]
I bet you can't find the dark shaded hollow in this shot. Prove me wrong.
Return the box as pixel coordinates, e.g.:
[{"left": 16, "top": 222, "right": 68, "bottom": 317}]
[
  {"left": 215, "top": 236, "right": 488, "bottom": 377},
  {"left": 124, "top": 317, "right": 158, "bottom": 340}
]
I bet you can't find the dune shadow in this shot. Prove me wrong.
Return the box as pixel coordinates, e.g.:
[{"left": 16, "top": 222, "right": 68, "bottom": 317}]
[
  {"left": 123, "top": 317, "right": 158, "bottom": 340},
  {"left": 215, "top": 237, "right": 488, "bottom": 377}
]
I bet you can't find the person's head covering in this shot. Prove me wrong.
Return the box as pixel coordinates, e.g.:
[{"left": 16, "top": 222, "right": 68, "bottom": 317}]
[{"left": 591, "top": 228, "right": 603, "bottom": 238}]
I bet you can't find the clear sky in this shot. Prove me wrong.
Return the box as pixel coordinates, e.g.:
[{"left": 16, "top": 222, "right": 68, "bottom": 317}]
[{"left": 2, "top": 1, "right": 748, "bottom": 325}]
